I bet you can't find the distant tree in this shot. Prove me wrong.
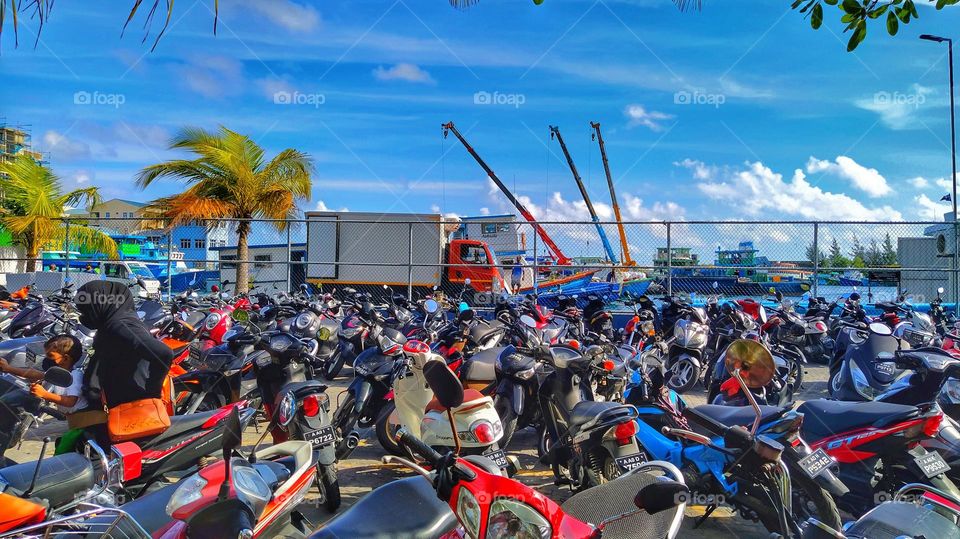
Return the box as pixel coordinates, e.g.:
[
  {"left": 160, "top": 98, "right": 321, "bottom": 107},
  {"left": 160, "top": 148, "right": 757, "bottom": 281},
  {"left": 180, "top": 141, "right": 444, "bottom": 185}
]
[
  {"left": 806, "top": 242, "right": 827, "bottom": 266},
  {"left": 851, "top": 255, "right": 866, "bottom": 268},
  {"left": 827, "top": 238, "right": 853, "bottom": 268},
  {"left": 850, "top": 235, "right": 866, "bottom": 262},
  {"left": 866, "top": 238, "right": 882, "bottom": 267},
  {"left": 881, "top": 233, "right": 898, "bottom": 266}
]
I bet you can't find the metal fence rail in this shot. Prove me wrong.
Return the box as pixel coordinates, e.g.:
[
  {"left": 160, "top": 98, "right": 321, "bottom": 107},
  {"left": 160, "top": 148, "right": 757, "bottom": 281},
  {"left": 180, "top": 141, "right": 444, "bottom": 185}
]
[{"left": 0, "top": 216, "right": 954, "bottom": 307}]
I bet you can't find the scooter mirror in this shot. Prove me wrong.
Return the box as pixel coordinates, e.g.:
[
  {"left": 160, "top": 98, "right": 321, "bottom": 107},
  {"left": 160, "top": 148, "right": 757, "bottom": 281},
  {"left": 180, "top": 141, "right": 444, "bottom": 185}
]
[
  {"left": 423, "top": 361, "right": 464, "bottom": 410},
  {"left": 939, "top": 287, "right": 946, "bottom": 294},
  {"left": 634, "top": 479, "right": 689, "bottom": 514},
  {"left": 723, "top": 339, "right": 775, "bottom": 389},
  {"left": 424, "top": 299, "right": 439, "bottom": 314},
  {"left": 519, "top": 315, "right": 537, "bottom": 328},
  {"left": 222, "top": 406, "right": 243, "bottom": 455},
  {"left": 464, "top": 278, "right": 471, "bottom": 286},
  {"left": 869, "top": 322, "right": 893, "bottom": 336},
  {"left": 712, "top": 281, "right": 718, "bottom": 289},
  {"left": 43, "top": 366, "right": 73, "bottom": 388}
]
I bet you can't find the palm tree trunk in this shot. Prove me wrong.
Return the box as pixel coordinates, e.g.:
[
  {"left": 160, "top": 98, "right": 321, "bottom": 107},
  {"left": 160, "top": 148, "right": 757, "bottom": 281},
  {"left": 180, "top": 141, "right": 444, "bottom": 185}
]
[
  {"left": 25, "top": 239, "right": 38, "bottom": 273},
  {"left": 236, "top": 221, "right": 250, "bottom": 294}
]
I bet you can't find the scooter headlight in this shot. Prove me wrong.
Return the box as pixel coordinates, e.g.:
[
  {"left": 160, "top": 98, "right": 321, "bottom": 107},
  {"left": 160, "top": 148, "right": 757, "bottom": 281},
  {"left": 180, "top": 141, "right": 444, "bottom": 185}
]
[
  {"left": 487, "top": 498, "right": 552, "bottom": 539},
  {"left": 204, "top": 312, "right": 222, "bottom": 331},
  {"left": 456, "top": 487, "right": 482, "bottom": 539},
  {"left": 849, "top": 362, "right": 878, "bottom": 399},
  {"left": 943, "top": 380, "right": 960, "bottom": 404},
  {"left": 277, "top": 392, "right": 297, "bottom": 427},
  {"left": 165, "top": 473, "right": 208, "bottom": 516},
  {"left": 515, "top": 367, "right": 535, "bottom": 380}
]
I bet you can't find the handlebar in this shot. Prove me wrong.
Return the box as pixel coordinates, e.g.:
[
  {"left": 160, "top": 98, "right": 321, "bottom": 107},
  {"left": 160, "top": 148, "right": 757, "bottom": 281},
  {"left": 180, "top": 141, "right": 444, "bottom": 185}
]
[
  {"left": 396, "top": 427, "right": 443, "bottom": 467},
  {"left": 661, "top": 427, "right": 713, "bottom": 447}
]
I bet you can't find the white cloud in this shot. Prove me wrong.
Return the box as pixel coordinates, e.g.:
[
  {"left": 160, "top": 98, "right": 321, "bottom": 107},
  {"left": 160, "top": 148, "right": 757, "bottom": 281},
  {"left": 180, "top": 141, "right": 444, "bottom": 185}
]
[
  {"left": 372, "top": 63, "right": 435, "bottom": 84},
  {"left": 178, "top": 56, "right": 244, "bottom": 98},
  {"left": 256, "top": 76, "right": 298, "bottom": 101},
  {"left": 42, "top": 131, "right": 91, "bottom": 161},
  {"left": 674, "top": 158, "right": 716, "bottom": 181},
  {"left": 623, "top": 104, "right": 674, "bottom": 131},
  {"left": 805, "top": 156, "right": 892, "bottom": 197},
  {"left": 936, "top": 178, "right": 953, "bottom": 190},
  {"left": 854, "top": 84, "right": 934, "bottom": 130},
  {"left": 237, "top": 0, "right": 320, "bottom": 32},
  {"left": 315, "top": 200, "right": 348, "bottom": 212},
  {"left": 72, "top": 171, "right": 91, "bottom": 184},
  {"left": 908, "top": 176, "right": 930, "bottom": 189},
  {"left": 479, "top": 207, "right": 491, "bottom": 216},
  {"left": 430, "top": 204, "right": 441, "bottom": 213},
  {"left": 916, "top": 194, "right": 952, "bottom": 220},
  {"left": 685, "top": 159, "right": 903, "bottom": 221}
]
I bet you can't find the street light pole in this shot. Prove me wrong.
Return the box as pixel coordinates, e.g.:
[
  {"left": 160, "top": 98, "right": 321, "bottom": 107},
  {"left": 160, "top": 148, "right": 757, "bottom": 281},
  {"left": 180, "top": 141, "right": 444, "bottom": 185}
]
[{"left": 921, "top": 34, "right": 958, "bottom": 312}]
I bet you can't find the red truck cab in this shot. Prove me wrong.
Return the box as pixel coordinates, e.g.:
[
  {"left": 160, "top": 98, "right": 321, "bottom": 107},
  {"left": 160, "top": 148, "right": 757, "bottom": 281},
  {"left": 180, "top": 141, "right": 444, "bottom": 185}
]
[{"left": 446, "top": 239, "right": 503, "bottom": 292}]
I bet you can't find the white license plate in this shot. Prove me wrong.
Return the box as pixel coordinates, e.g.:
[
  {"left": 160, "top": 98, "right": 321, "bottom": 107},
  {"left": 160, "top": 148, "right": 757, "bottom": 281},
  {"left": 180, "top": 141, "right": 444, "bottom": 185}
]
[
  {"left": 798, "top": 448, "right": 833, "bottom": 479},
  {"left": 915, "top": 451, "right": 951, "bottom": 479},
  {"left": 304, "top": 426, "right": 335, "bottom": 447},
  {"left": 483, "top": 448, "right": 509, "bottom": 469}
]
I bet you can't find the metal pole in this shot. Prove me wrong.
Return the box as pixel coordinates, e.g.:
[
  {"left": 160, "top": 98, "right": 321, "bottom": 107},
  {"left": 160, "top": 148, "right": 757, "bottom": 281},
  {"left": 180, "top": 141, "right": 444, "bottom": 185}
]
[
  {"left": 407, "top": 223, "right": 414, "bottom": 301},
  {"left": 949, "top": 40, "right": 958, "bottom": 314},
  {"left": 286, "top": 224, "right": 292, "bottom": 293},
  {"left": 64, "top": 218, "right": 70, "bottom": 283},
  {"left": 166, "top": 229, "right": 173, "bottom": 299},
  {"left": 666, "top": 222, "right": 673, "bottom": 296},
  {"left": 532, "top": 224, "right": 539, "bottom": 294},
  {"left": 812, "top": 222, "right": 820, "bottom": 298}
]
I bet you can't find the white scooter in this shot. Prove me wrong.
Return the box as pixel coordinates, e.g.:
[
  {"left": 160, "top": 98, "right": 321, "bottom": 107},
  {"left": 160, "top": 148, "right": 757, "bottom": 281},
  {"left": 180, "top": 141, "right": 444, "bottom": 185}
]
[{"left": 376, "top": 300, "right": 510, "bottom": 471}]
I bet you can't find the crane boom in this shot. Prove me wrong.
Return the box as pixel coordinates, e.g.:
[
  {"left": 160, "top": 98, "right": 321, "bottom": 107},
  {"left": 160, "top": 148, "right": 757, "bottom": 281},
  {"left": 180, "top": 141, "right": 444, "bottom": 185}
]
[
  {"left": 590, "top": 121, "right": 634, "bottom": 266},
  {"left": 442, "top": 122, "right": 571, "bottom": 265},
  {"left": 549, "top": 125, "right": 619, "bottom": 265}
]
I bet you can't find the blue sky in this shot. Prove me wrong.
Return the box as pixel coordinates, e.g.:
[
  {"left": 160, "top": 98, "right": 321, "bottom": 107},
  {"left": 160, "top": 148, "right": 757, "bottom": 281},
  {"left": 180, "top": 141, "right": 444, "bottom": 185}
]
[{"left": 2, "top": 0, "right": 959, "bottom": 228}]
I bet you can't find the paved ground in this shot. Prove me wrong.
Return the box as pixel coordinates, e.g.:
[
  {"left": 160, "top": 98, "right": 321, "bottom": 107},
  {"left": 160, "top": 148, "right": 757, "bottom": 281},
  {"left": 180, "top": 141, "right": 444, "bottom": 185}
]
[{"left": 9, "top": 362, "right": 833, "bottom": 538}]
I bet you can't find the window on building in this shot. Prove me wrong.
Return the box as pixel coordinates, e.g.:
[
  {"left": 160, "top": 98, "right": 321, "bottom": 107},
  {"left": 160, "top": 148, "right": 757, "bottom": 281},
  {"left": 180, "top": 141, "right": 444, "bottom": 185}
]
[
  {"left": 180, "top": 239, "right": 191, "bottom": 249},
  {"left": 482, "top": 223, "right": 497, "bottom": 234},
  {"left": 221, "top": 254, "right": 237, "bottom": 269},
  {"left": 254, "top": 254, "right": 272, "bottom": 268},
  {"left": 459, "top": 245, "right": 489, "bottom": 265},
  {"left": 147, "top": 236, "right": 162, "bottom": 244},
  {"left": 497, "top": 223, "right": 511, "bottom": 233},
  {"left": 194, "top": 239, "right": 206, "bottom": 249},
  {"left": 105, "top": 212, "right": 111, "bottom": 219}
]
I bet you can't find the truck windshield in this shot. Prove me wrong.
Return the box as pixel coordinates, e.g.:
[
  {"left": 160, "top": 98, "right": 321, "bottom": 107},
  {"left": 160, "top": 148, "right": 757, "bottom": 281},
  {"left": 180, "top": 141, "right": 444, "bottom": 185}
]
[
  {"left": 460, "top": 245, "right": 489, "bottom": 265},
  {"left": 128, "top": 263, "right": 154, "bottom": 278}
]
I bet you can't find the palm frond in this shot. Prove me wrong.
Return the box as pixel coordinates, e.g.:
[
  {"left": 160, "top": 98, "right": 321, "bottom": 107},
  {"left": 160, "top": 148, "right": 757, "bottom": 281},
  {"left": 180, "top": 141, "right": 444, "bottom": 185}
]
[{"left": 672, "top": 0, "right": 703, "bottom": 11}]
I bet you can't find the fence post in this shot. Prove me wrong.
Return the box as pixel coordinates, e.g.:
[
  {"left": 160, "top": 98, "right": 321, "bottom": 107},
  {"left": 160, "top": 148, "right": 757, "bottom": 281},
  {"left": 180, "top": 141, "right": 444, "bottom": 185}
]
[
  {"left": 286, "top": 224, "right": 292, "bottom": 293},
  {"left": 812, "top": 222, "right": 820, "bottom": 298},
  {"left": 407, "top": 223, "right": 414, "bottom": 301},
  {"left": 533, "top": 224, "right": 539, "bottom": 294},
  {"left": 954, "top": 217, "right": 959, "bottom": 314},
  {"left": 166, "top": 229, "right": 173, "bottom": 299},
  {"left": 666, "top": 222, "right": 672, "bottom": 296},
  {"left": 64, "top": 218, "right": 70, "bottom": 282}
]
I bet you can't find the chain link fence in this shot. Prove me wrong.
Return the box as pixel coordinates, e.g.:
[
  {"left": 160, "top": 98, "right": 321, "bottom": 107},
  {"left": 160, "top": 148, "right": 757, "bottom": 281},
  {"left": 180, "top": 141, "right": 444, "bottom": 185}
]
[{"left": 0, "top": 216, "right": 954, "bottom": 309}]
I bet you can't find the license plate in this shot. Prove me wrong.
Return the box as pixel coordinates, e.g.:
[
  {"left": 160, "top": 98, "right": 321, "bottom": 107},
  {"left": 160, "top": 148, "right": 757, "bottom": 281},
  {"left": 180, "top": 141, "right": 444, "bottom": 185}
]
[
  {"left": 798, "top": 448, "right": 833, "bottom": 479},
  {"left": 915, "top": 451, "right": 951, "bottom": 479},
  {"left": 615, "top": 453, "right": 646, "bottom": 472},
  {"left": 304, "top": 426, "right": 335, "bottom": 447},
  {"left": 483, "top": 448, "right": 509, "bottom": 469}
]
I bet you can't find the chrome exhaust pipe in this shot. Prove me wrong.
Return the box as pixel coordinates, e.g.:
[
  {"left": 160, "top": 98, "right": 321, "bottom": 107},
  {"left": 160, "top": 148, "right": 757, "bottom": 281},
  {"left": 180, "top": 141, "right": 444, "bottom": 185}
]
[{"left": 345, "top": 431, "right": 360, "bottom": 450}]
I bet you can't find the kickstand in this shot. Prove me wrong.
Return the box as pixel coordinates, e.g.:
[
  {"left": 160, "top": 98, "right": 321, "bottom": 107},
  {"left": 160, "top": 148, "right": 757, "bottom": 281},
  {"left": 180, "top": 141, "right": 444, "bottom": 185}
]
[{"left": 692, "top": 505, "right": 717, "bottom": 529}]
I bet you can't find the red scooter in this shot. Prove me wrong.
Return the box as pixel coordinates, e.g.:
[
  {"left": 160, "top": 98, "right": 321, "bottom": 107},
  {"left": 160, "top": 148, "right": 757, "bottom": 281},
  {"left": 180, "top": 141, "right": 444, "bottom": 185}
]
[{"left": 312, "top": 361, "right": 690, "bottom": 539}]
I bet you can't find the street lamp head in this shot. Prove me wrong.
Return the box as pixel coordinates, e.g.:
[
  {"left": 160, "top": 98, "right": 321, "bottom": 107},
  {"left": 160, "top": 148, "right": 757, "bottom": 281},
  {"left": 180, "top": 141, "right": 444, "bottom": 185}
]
[{"left": 920, "top": 34, "right": 948, "bottom": 43}]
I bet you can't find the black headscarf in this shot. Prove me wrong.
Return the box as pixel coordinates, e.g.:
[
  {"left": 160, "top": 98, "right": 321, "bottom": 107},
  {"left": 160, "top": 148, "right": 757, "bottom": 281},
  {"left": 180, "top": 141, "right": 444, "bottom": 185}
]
[{"left": 76, "top": 281, "right": 173, "bottom": 407}]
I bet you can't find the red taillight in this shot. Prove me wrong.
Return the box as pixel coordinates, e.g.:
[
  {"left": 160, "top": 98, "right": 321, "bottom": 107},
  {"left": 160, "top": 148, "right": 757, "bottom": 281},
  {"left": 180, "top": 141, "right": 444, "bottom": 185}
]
[
  {"left": 567, "top": 339, "right": 581, "bottom": 350},
  {"left": 302, "top": 395, "right": 320, "bottom": 417},
  {"left": 924, "top": 413, "right": 943, "bottom": 437},
  {"left": 472, "top": 420, "right": 496, "bottom": 444},
  {"left": 815, "top": 321, "right": 826, "bottom": 332},
  {"left": 614, "top": 421, "right": 638, "bottom": 445},
  {"left": 602, "top": 360, "right": 615, "bottom": 371}
]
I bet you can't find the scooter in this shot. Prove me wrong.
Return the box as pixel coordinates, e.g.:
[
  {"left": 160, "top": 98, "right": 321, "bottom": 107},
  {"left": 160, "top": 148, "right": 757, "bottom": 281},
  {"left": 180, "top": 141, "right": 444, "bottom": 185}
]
[
  {"left": 662, "top": 299, "right": 709, "bottom": 393},
  {"left": 312, "top": 360, "right": 689, "bottom": 539},
  {"left": 829, "top": 321, "right": 906, "bottom": 400}
]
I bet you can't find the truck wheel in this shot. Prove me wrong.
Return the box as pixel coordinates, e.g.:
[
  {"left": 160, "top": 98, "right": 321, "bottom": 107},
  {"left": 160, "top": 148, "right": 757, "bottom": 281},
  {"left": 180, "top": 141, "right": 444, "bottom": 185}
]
[{"left": 316, "top": 463, "right": 341, "bottom": 512}]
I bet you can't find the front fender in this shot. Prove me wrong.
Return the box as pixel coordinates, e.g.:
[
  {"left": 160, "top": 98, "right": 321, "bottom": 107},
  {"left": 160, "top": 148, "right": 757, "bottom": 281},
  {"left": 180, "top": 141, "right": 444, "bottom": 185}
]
[{"left": 353, "top": 380, "right": 373, "bottom": 414}]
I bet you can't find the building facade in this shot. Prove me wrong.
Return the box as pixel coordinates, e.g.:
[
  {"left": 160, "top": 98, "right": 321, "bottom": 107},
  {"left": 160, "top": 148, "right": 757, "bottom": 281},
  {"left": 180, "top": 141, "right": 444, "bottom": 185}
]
[
  {"left": 457, "top": 214, "right": 525, "bottom": 260},
  {"left": 0, "top": 125, "right": 44, "bottom": 166}
]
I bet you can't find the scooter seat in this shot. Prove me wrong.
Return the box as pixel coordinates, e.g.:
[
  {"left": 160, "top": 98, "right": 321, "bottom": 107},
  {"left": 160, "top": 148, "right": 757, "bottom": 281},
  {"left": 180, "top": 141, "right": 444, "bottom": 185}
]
[
  {"left": 425, "top": 389, "right": 486, "bottom": 414},
  {"left": 138, "top": 408, "right": 222, "bottom": 446},
  {"left": 461, "top": 348, "right": 499, "bottom": 382},
  {"left": 309, "top": 476, "right": 456, "bottom": 539},
  {"left": 562, "top": 471, "right": 675, "bottom": 539},
  {"left": 686, "top": 404, "right": 786, "bottom": 431},
  {"left": 569, "top": 401, "right": 635, "bottom": 430},
  {"left": 0, "top": 453, "right": 94, "bottom": 508},
  {"left": 798, "top": 400, "right": 921, "bottom": 442}
]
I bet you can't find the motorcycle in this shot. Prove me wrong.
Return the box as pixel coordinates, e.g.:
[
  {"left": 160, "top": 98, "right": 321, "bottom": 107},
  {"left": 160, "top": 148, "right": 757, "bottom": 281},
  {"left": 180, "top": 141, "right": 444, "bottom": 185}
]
[
  {"left": 829, "top": 321, "right": 906, "bottom": 400},
  {"left": 662, "top": 298, "right": 709, "bottom": 393}
]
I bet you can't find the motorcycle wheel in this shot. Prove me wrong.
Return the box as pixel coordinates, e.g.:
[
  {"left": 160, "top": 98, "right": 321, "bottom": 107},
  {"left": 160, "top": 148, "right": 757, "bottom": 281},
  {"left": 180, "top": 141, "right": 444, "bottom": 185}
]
[
  {"left": 316, "top": 463, "right": 341, "bottom": 512},
  {"left": 493, "top": 395, "right": 518, "bottom": 450},
  {"left": 666, "top": 358, "right": 700, "bottom": 394},
  {"left": 182, "top": 392, "right": 225, "bottom": 415},
  {"left": 374, "top": 402, "right": 404, "bottom": 457},
  {"left": 789, "top": 464, "right": 842, "bottom": 532},
  {"left": 581, "top": 448, "right": 620, "bottom": 490},
  {"left": 322, "top": 348, "right": 345, "bottom": 381}
]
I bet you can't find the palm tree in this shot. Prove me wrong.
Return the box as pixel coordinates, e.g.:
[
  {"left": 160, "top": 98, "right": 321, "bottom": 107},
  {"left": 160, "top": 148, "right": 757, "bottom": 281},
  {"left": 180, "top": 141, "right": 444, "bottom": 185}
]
[
  {"left": 136, "top": 126, "right": 312, "bottom": 294},
  {"left": 0, "top": 154, "right": 117, "bottom": 272}
]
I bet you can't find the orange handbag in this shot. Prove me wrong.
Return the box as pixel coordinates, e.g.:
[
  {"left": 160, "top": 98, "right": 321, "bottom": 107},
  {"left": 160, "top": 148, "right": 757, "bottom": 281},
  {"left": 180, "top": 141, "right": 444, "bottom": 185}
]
[{"left": 106, "top": 398, "right": 171, "bottom": 442}]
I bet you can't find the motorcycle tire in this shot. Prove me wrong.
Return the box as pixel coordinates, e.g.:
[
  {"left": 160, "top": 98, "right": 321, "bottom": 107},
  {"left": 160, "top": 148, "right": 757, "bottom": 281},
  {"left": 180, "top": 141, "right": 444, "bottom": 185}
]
[
  {"left": 666, "top": 358, "right": 700, "bottom": 394},
  {"left": 316, "top": 462, "right": 342, "bottom": 512},
  {"left": 581, "top": 448, "right": 620, "bottom": 490},
  {"left": 493, "top": 395, "right": 518, "bottom": 450},
  {"left": 322, "top": 348, "right": 345, "bottom": 381},
  {"left": 180, "top": 392, "right": 226, "bottom": 415},
  {"left": 374, "top": 402, "right": 403, "bottom": 457},
  {"left": 788, "top": 462, "right": 842, "bottom": 532}
]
